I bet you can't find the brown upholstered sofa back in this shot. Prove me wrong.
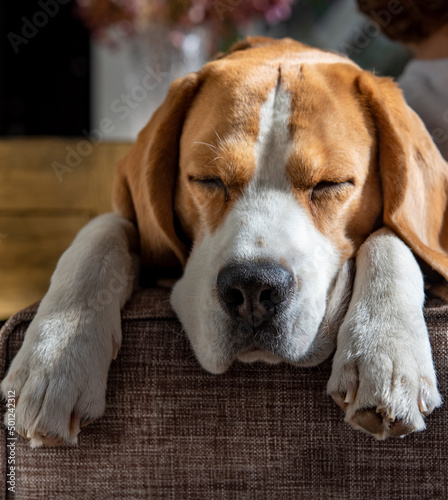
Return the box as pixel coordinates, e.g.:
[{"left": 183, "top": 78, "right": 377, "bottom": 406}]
[{"left": 1, "top": 288, "right": 447, "bottom": 499}]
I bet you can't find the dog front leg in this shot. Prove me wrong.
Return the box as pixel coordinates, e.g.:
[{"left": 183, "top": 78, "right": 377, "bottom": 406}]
[
  {"left": 1, "top": 213, "right": 138, "bottom": 447},
  {"left": 327, "top": 228, "right": 442, "bottom": 439}
]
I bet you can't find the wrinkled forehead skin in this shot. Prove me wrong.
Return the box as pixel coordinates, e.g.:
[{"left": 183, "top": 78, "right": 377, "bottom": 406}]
[{"left": 177, "top": 43, "right": 382, "bottom": 260}]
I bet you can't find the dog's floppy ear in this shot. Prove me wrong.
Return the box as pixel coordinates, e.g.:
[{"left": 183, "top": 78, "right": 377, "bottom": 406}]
[
  {"left": 357, "top": 71, "right": 448, "bottom": 281},
  {"left": 113, "top": 73, "right": 201, "bottom": 270}
]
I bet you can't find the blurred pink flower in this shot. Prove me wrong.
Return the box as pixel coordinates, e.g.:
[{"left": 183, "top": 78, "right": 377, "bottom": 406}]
[{"left": 75, "top": 0, "right": 295, "bottom": 49}]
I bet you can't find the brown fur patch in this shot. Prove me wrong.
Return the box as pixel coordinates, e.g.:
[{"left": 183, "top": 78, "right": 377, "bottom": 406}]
[{"left": 113, "top": 37, "right": 448, "bottom": 281}]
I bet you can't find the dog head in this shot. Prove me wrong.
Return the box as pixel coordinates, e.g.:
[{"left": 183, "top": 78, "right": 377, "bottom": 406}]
[{"left": 113, "top": 37, "right": 448, "bottom": 374}]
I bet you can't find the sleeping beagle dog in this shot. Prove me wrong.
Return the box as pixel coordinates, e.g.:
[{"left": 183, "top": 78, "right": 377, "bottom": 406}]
[{"left": 2, "top": 37, "right": 447, "bottom": 446}]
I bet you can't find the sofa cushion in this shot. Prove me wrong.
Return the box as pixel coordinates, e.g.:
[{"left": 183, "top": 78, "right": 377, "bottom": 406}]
[{"left": 1, "top": 288, "right": 447, "bottom": 499}]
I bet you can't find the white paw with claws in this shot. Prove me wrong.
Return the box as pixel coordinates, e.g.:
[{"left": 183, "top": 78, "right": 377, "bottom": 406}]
[
  {"left": 1, "top": 213, "right": 136, "bottom": 447},
  {"left": 1, "top": 303, "right": 121, "bottom": 447},
  {"left": 327, "top": 228, "right": 443, "bottom": 439},
  {"left": 327, "top": 314, "right": 442, "bottom": 439}
]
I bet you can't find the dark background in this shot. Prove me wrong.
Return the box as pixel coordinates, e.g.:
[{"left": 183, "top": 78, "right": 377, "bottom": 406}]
[
  {"left": 0, "top": 0, "right": 409, "bottom": 138},
  {"left": 0, "top": 0, "right": 90, "bottom": 136}
]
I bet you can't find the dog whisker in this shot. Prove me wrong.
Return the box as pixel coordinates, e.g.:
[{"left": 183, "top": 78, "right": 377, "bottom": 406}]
[{"left": 194, "top": 141, "right": 219, "bottom": 154}]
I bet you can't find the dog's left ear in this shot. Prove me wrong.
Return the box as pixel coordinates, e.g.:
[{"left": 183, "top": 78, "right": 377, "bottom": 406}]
[
  {"left": 357, "top": 71, "right": 448, "bottom": 281},
  {"left": 113, "top": 73, "right": 202, "bottom": 271}
]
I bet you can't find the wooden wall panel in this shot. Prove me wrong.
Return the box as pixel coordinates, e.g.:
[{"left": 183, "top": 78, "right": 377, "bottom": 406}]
[{"left": 0, "top": 138, "right": 131, "bottom": 319}]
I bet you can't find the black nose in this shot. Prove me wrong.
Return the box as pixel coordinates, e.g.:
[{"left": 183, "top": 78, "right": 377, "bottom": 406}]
[{"left": 217, "top": 261, "right": 294, "bottom": 329}]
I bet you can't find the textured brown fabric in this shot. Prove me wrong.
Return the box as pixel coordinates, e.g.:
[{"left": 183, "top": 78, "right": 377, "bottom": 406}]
[{"left": 1, "top": 288, "right": 447, "bottom": 499}]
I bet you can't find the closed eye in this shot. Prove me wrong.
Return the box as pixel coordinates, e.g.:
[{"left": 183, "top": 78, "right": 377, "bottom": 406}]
[
  {"left": 311, "top": 179, "right": 355, "bottom": 200},
  {"left": 189, "top": 175, "right": 229, "bottom": 201}
]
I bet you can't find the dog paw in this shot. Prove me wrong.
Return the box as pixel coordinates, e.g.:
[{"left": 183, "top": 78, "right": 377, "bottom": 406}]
[
  {"left": 1, "top": 310, "right": 120, "bottom": 447},
  {"left": 327, "top": 328, "right": 442, "bottom": 439}
]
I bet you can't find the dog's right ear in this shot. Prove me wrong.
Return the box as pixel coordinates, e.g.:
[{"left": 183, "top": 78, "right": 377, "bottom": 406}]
[
  {"left": 113, "top": 73, "right": 202, "bottom": 270},
  {"left": 357, "top": 71, "right": 448, "bottom": 281}
]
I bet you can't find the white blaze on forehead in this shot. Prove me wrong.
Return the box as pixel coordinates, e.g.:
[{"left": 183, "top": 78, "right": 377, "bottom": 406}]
[
  {"left": 253, "top": 78, "right": 293, "bottom": 190},
  {"left": 211, "top": 74, "right": 339, "bottom": 270}
]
